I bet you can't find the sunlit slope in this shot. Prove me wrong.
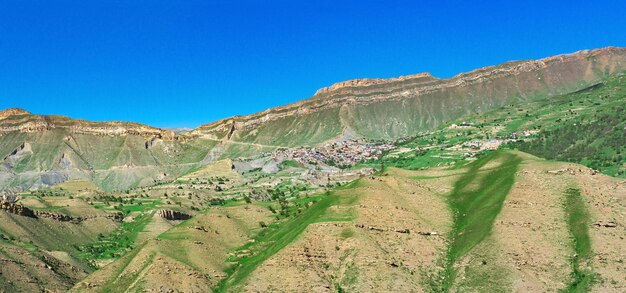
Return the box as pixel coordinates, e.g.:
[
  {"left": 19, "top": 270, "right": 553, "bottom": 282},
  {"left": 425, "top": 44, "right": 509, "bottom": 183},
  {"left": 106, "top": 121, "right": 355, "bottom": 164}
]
[
  {"left": 70, "top": 205, "right": 273, "bottom": 292},
  {"left": 0, "top": 196, "right": 119, "bottom": 292},
  {"left": 68, "top": 150, "right": 626, "bottom": 292},
  {"left": 508, "top": 74, "right": 626, "bottom": 177},
  {"left": 193, "top": 47, "right": 626, "bottom": 146},
  {"left": 222, "top": 151, "right": 624, "bottom": 292},
  {"left": 0, "top": 128, "right": 218, "bottom": 191}
]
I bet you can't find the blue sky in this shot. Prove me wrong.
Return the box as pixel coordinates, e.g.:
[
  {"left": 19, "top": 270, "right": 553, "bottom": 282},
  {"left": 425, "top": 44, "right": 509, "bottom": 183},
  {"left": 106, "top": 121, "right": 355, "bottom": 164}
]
[{"left": 1, "top": 0, "right": 625, "bottom": 128}]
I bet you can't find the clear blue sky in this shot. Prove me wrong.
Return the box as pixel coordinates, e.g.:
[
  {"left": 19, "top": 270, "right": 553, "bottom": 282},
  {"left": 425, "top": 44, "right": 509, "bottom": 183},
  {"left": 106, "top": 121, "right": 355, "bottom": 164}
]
[{"left": 1, "top": 1, "right": 625, "bottom": 128}]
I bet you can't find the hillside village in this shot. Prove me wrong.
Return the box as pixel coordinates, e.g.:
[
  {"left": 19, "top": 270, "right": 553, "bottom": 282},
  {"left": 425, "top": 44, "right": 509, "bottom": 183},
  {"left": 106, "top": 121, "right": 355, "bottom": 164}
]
[{"left": 265, "top": 139, "right": 396, "bottom": 168}]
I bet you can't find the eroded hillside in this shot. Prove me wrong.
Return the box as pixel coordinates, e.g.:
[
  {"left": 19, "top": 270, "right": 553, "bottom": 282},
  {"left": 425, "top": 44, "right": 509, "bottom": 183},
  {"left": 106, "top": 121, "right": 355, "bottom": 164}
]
[
  {"left": 68, "top": 151, "right": 626, "bottom": 292},
  {"left": 0, "top": 48, "right": 625, "bottom": 292},
  {"left": 192, "top": 47, "right": 626, "bottom": 146}
]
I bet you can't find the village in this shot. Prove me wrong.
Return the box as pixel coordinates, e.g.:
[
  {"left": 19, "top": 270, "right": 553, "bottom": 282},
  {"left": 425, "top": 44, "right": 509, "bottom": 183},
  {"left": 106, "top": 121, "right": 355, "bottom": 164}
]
[{"left": 266, "top": 139, "right": 396, "bottom": 168}]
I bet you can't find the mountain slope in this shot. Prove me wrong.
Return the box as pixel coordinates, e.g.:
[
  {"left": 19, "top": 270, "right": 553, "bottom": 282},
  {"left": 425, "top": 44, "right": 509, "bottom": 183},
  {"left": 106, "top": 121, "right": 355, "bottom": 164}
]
[
  {"left": 218, "top": 151, "right": 625, "bottom": 292},
  {"left": 1, "top": 47, "right": 626, "bottom": 191},
  {"left": 69, "top": 151, "right": 626, "bottom": 292},
  {"left": 191, "top": 47, "right": 626, "bottom": 146},
  {"left": 0, "top": 110, "right": 220, "bottom": 191}
]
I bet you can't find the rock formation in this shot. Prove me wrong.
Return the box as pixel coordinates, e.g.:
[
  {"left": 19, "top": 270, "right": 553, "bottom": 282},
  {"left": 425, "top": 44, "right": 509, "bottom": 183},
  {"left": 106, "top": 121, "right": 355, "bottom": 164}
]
[
  {"left": 157, "top": 209, "right": 192, "bottom": 220},
  {"left": 0, "top": 109, "right": 176, "bottom": 140},
  {"left": 191, "top": 47, "right": 626, "bottom": 144}
]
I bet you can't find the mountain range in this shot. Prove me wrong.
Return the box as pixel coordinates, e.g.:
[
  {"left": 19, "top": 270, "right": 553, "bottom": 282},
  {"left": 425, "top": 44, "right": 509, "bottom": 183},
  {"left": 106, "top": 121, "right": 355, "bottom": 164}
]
[
  {"left": 0, "top": 47, "right": 625, "bottom": 292},
  {"left": 2, "top": 47, "right": 625, "bottom": 192}
]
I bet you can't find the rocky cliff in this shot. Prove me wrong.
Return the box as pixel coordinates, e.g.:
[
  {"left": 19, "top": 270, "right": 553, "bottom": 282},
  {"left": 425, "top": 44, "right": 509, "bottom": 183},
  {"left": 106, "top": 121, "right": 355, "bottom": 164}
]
[
  {"left": 1, "top": 47, "right": 626, "bottom": 191},
  {"left": 191, "top": 47, "right": 626, "bottom": 145},
  {"left": 0, "top": 110, "right": 214, "bottom": 192},
  {"left": 0, "top": 110, "right": 176, "bottom": 140}
]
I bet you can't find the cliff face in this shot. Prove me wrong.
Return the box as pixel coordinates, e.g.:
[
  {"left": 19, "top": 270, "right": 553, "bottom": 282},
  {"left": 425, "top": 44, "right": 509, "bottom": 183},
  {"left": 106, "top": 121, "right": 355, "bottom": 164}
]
[
  {"left": 191, "top": 47, "right": 626, "bottom": 145},
  {"left": 1, "top": 47, "right": 626, "bottom": 191},
  {"left": 0, "top": 111, "right": 213, "bottom": 192},
  {"left": 0, "top": 110, "right": 176, "bottom": 140}
]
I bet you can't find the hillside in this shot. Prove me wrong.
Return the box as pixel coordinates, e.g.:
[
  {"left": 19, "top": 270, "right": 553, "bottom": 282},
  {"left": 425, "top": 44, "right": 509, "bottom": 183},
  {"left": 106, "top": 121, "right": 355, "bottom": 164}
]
[
  {"left": 0, "top": 47, "right": 625, "bottom": 292},
  {"left": 69, "top": 151, "right": 626, "bottom": 292},
  {"left": 0, "top": 110, "right": 221, "bottom": 191},
  {"left": 1, "top": 48, "right": 625, "bottom": 192},
  {"left": 191, "top": 47, "right": 626, "bottom": 146}
]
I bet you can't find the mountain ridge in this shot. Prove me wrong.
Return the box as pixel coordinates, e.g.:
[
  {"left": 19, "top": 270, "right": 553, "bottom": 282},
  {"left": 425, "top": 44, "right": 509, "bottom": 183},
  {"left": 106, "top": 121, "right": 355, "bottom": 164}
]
[
  {"left": 0, "top": 109, "right": 177, "bottom": 140},
  {"left": 189, "top": 46, "right": 626, "bottom": 144},
  {"left": 0, "top": 46, "right": 625, "bottom": 192},
  {"left": 2, "top": 47, "right": 625, "bottom": 143}
]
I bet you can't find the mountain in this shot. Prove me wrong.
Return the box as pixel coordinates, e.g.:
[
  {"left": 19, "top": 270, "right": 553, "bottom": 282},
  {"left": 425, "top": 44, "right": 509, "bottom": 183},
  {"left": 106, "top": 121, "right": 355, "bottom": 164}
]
[
  {"left": 2, "top": 48, "right": 626, "bottom": 192},
  {"left": 0, "top": 109, "right": 217, "bottom": 191},
  {"left": 70, "top": 151, "right": 626, "bottom": 292},
  {"left": 1, "top": 47, "right": 625, "bottom": 292},
  {"left": 191, "top": 47, "right": 626, "bottom": 146}
]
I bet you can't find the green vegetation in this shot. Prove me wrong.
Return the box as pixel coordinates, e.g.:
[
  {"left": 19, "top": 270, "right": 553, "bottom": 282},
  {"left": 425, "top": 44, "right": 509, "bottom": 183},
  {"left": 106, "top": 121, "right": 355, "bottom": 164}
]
[
  {"left": 511, "top": 103, "right": 626, "bottom": 177},
  {"left": 215, "top": 190, "right": 352, "bottom": 292},
  {"left": 507, "top": 75, "right": 626, "bottom": 177},
  {"left": 280, "top": 159, "right": 303, "bottom": 169},
  {"left": 363, "top": 74, "right": 626, "bottom": 181},
  {"left": 562, "top": 188, "right": 595, "bottom": 292},
  {"left": 77, "top": 212, "right": 153, "bottom": 263},
  {"left": 436, "top": 151, "right": 521, "bottom": 291},
  {"left": 378, "top": 148, "right": 461, "bottom": 170},
  {"left": 98, "top": 242, "right": 153, "bottom": 293}
]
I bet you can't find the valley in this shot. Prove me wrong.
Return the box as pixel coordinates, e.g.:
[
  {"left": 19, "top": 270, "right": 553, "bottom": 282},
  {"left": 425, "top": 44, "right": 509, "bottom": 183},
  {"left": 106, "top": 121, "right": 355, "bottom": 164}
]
[{"left": 0, "top": 48, "right": 625, "bottom": 292}]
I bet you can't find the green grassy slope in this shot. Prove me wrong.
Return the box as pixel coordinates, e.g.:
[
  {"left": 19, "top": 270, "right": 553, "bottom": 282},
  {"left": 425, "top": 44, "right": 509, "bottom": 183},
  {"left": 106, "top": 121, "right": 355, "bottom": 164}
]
[
  {"left": 509, "top": 75, "right": 626, "bottom": 176},
  {"left": 364, "top": 73, "right": 626, "bottom": 178},
  {"left": 563, "top": 188, "right": 594, "bottom": 292},
  {"left": 438, "top": 151, "right": 521, "bottom": 291},
  {"left": 0, "top": 129, "right": 218, "bottom": 191},
  {"left": 215, "top": 189, "right": 356, "bottom": 292}
]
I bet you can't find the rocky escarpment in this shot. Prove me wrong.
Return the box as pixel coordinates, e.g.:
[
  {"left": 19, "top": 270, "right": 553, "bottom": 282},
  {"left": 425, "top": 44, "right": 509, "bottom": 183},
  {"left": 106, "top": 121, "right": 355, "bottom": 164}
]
[
  {"left": 0, "top": 202, "right": 36, "bottom": 218},
  {"left": 0, "top": 203, "right": 122, "bottom": 223},
  {"left": 0, "top": 108, "right": 30, "bottom": 120},
  {"left": 0, "top": 110, "right": 176, "bottom": 140},
  {"left": 191, "top": 47, "right": 626, "bottom": 144},
  {"left": 157, "top": 209, "right": 192, "bottom": 220},
  {"left": 32, "top": 210, "right": 122, "bottom": 223},
  {"left": 3, "top": 142, "right": 32, "bottom": 164}
]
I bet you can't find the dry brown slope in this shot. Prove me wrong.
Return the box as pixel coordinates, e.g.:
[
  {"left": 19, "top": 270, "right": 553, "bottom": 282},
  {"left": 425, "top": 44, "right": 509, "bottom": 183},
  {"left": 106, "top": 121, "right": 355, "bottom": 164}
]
[
  {"left": 71, "top": 204, "right": 273, "bottom": 292},
  {"left": 235, "top": 152, "right": 625, "bottom": 292},
  {"left": 0, "top": 201, "right": 119, "bottom": 292},
  {"left": 192, "top": 47, "right": 626, "bottom": 145},
  {"left": 68, "top": 151, "right": 626, "bottom": 292}
]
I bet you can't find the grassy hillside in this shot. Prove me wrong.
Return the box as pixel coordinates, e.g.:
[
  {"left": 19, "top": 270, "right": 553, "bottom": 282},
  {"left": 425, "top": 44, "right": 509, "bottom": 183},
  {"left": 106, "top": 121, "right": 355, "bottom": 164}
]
[
  {"left": 363, "top": 73, "right": 626, "bottom": 179},
  {"left": 205, "top": 151, "right": 625, "bottom": 292},
  {"left": 0, "top": 130, "right": 219, "bottom": 191},
  {"left": 508, "top": 75, "right": 626, "bottom": 176},
  {"left": 440, "top": 152, "right": 521, "bottom": 291}
]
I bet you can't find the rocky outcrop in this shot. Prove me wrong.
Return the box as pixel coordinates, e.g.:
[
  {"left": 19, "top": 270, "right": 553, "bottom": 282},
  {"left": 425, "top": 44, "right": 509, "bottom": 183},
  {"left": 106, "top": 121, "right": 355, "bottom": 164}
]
[
  {"left": 4, "top": 142, "right": 33, "bottom": 161},
  {"left": 0, "top": 203, "right": 36, "bottom": 218},
  {"left": 0, "top": 204, "right": 122, "bottom": 223},
  {"left": 157, "top": 209, "right": 192, "bottom": 220},
  {"left": 191, "top": 47, "right": 626, "bottom": 143},
  {"left": 0, "top": 111, "right": 177, "bottom": 140},
  {"left": 145, "top": 137, "right": 163, "bottom": 149},
  {"left": 33, "top": 210, "right": 80, "bottom": 222},
  {"left": 0, "top": 108, "right": 30, "bottom": 120}
]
